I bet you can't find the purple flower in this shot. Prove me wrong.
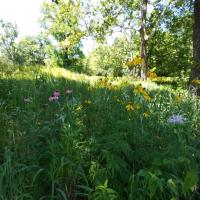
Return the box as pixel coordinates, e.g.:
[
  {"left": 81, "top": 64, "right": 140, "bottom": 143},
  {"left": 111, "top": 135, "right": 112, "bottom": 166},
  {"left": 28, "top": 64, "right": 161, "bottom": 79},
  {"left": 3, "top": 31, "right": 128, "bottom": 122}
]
[
  {"left": 53, "top": 91, "right": 60, "bottom": 97},
  {"left": 168, "top": 114, "right": 186, "bottom": 124},
  {"left": 49, "top": 90, "right": 60, "bottom": 102}
]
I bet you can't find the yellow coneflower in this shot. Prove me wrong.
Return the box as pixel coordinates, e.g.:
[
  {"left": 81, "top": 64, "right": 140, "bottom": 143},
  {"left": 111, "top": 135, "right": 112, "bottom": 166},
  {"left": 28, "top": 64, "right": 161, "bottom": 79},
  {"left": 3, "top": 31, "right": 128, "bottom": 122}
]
[
  {"left": 174, "top": 95, "right": 182, "bottom": 104},
  {"left": 192, "top": 79, "right": 200, "bottom": 85},
  {"left": 126, "top": 102, "right": 134, "bottom": 111},
  {"left": 143, "top": 112, "right": 150, "bottom": 118},
  {"left": 76, "top": 105, "right": 82, "bottom": 112},
  {"left": 134, "top": 84, "right": 144, "bottom": 94},
  {"left": 143, "top": 94, "right": 151, "bottom": 102},
  {"left": 106, "top": 82, "right": 112, "bottom": 89},
  {"left": 141, "top": 89, "right": 149, "bottom": 96},
  {"left": 147, "top": 71, "right": 157, "bottom": 79}
]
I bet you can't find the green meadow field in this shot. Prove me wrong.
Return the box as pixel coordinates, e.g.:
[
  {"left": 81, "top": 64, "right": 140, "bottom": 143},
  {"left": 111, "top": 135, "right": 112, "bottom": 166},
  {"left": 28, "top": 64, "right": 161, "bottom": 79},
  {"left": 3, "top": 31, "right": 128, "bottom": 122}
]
[{"left": 0, "top": 66, "right": 200, "bottom": 199}]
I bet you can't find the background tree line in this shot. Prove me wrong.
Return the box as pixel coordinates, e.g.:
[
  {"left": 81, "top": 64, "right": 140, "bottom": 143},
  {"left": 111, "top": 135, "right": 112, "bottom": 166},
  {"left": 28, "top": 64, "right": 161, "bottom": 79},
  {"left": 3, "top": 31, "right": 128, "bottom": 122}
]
[{"left": 0, "top": 0, "right": 199, "bottom": 89}]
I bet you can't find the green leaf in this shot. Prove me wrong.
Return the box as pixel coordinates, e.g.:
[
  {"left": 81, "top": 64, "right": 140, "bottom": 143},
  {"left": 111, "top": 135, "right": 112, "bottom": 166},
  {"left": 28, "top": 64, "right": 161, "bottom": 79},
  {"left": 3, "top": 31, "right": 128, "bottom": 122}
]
[
  {"left": 148, "top": 173, "right": 162, "bottom": 199},
  {"left": 167, "top": 179, "right": 177, "bottom": 195},
  {"left": 183, "top": 170, "right": 199, "bottom": 194}
]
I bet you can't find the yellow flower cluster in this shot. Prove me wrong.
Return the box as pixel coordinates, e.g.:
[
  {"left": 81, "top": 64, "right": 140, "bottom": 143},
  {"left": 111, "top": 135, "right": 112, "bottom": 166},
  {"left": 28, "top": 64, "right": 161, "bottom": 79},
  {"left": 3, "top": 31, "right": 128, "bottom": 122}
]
[
  {"left": 125, "top": 57, "right": 144, "bottom": 69},
  {"left": 125, "top": 102, "right": 141, "bottom": 112},
  {"left": 147, "top": 71, "right": 157, "bottom": 79},
  {"left": 96, "top": 77, "right": 112, "bottom": 89},
  {"left": 134, "top": 85, "right": 151, "bottom": 102},
  {"left": 143, "top": 112, "right": 150, "bottom": 118},
  {"left": 192, "top": 79, "right": 200, "bottom": 85},
  {"left": 126, "top": 102, "right": 134, "bottom": 111},
  {"left": 174, "top": 95, "right": 182, "bottom": 104}
]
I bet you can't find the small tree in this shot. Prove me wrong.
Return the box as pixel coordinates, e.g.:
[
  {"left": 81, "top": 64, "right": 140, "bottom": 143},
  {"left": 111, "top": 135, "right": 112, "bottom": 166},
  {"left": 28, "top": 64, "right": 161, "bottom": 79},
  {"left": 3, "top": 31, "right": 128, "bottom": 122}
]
[
  {"left": 40, "top": 0, "right": 85, "bottom": 67},
  {"left": 17, "top": 35, "right": 49, "bottom": 66},
  {"left": 0, "top": 19, "right": 18, "bottom": 64}
]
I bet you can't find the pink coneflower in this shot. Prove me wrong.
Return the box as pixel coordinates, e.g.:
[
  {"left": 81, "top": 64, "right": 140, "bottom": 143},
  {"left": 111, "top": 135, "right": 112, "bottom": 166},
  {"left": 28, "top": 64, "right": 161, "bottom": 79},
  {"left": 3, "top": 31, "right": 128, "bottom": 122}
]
[
  {"left": 53, "top": 91, "right": 60, "bottom": 97},
  {"left": 66, "top": 89, "right": 73, "bottom": 95},
  {"left": 49, "top": 95, "right": 59, "bottom": 102},
  {"left": 49, "top": 90, "right": 60, "bottom": 102}
]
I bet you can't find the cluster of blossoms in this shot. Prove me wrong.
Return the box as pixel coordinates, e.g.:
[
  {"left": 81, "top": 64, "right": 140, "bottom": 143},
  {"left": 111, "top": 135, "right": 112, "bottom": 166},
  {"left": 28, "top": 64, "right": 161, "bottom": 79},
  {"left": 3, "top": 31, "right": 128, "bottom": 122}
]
[
  {"left": 125, "top": 56, "right": 143, "bottom": 70},
  {"left": 125, "top": 102, "right": 141, "bottom": 111},
  {"left": 147, "top": 71, "right": 157, "bottom": 79},
  {"left": 143, "top": 112, "right": 150, "bottom": 118},
  {"left": 96, "top": 76, "right": 112, "bottom": 89},
  {"left": 95, "top": 76, "right": 122, "bottom": 90},
  {"left": 126, "top": 102, "right": 134, "bottom": 111},
  {"left": 192, "top": 79, "right": 200, "bottom": 85},
  {"left": 49, "top": 91, "right": 60, "bottom": 101},
  {"left": 48, "top": 89, "right": 73, "bottom": 102},
  {"left": 168, "top": 114, "right": 186, "bottom": 124},
  {"left": 125, "top": 102, "right": 150, "bottom": 118},
  {"left": 134, "top": 85, "right": 151, "bottom": 102}
]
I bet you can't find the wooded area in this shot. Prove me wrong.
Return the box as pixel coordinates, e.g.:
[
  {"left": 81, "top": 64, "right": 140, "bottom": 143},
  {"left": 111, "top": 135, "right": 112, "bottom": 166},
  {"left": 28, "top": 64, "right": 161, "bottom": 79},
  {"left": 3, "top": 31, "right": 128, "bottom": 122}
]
[{"left": 0, "top": 0, "right": 200, "bottom": 199}]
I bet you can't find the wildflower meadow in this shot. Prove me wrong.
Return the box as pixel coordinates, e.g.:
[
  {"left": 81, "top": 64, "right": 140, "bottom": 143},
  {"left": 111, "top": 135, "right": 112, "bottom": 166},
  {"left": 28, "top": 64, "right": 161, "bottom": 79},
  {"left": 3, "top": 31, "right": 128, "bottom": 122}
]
[
  {"left": 0, "top": 66, "right": 200, "bottom": 199},
  {"left": 1, "top": 0, "right": 200, "bottom": 199}
]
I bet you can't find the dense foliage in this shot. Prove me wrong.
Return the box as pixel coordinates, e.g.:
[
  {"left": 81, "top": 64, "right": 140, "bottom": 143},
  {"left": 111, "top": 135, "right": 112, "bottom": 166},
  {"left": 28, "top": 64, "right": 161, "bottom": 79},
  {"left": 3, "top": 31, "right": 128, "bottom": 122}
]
[
  {"left": 16, "top": 35, "right": 49, "bottom": 66},
  {"left": 86, "top": 36, "right": 140, "bottom": 76},
  {"left": 147, "top": 1, "right": 193, "bottom": 76},
  {"left": 0, "top": 66, "right": 200, "bottom": 199},
  {"left": 40, "top": 0, "right": 85, "bottom": 68},
  {"left": 0, "top": 0, "right": 200, "bottom": 199},
  {"left": 0, "top": 19, "right": 18, "bottom": 64}
]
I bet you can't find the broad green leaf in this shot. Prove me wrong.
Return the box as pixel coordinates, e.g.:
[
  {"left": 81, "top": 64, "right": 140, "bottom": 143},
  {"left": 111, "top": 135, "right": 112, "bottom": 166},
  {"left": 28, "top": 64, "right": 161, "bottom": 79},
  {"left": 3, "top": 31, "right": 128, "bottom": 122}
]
[
  {"left": 167, "top": 179, "right": 177, "bottom": 195},
  {"left": 183, "top": 170, "right": 199, "bottom": 194}
]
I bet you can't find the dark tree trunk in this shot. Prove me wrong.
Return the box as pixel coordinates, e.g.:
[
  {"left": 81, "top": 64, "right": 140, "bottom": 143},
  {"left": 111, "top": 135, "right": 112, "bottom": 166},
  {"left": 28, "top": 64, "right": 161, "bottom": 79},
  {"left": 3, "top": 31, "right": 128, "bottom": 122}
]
[
  {"left": 140, "top": 0, "right": 148, "bottom": 81},
  {"left": 64, "top": 48, "right": 71, "bottom": 67},
  {"left": 189, "top": 0, "right": 200, "bottom": 94}
]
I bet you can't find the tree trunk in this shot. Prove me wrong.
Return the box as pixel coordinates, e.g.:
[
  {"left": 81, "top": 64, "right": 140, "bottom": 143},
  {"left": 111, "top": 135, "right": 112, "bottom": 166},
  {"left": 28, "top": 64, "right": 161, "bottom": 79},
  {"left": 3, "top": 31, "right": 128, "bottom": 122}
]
[
  {"left": 189, "top": 0, "right": 200, "bottom": 94},
  {"left": 140, "top": 0, "right": 148, "bottom": 81},
  {"left": 64, "top": 48, "right": 71, "bottom": 66}
]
